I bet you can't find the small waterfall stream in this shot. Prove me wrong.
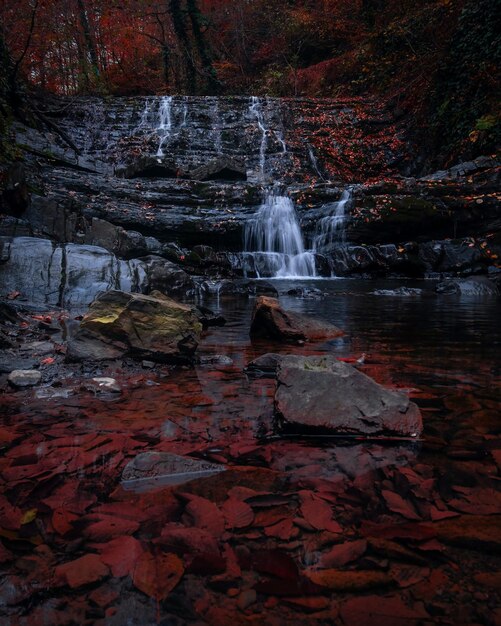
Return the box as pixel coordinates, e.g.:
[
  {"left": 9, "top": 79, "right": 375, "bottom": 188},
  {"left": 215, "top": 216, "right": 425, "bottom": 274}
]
[
  {"left": 244, "top": 194, "right": 316, "bottom": 278},
  {"left": 313, "top": 189, "right": 351, "bottom": 251},
  {"left": 249, "top": 96, "right": 268, "bottom": 178},
  {"left": 156, "top": 96, "right": 173, "bottom": 157}
]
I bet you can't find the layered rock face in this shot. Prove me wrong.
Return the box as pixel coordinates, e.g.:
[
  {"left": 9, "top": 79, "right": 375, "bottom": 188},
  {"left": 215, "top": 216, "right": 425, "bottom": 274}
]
[
  {"left": 0, "top": 237, "right": 194, "bottom": 312},
  {"left": 1, "top": 95, "right": 499, "bottom": 286}
]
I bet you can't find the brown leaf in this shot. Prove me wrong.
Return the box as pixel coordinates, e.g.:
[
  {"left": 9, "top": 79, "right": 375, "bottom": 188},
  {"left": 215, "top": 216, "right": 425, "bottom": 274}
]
[
  {"left": 55, "top": 554, "right": 109, "bottom": 589},
  {"left": 133, "top": 551, "right": 183, "bottom": 601},
  {"left": 306, "top": 569, "right": 393, "bottom": 591},
  {"left": 299, "top": 490, "right": 342, "bottom": 533},
  {"left": 318, "top": 539, "right": 367, "bottom": 568},
  {"left": 99, "top": 535, "right": 144, "bottom": 578},
  {"left": 381, "top": 490, "right": 421, "bottom": 520},
  {"left": 181, "top": 494, "right": 225, "bottom": 538},
  {"left": 221, "top": 497, "right": 254, "bottom": 529}
]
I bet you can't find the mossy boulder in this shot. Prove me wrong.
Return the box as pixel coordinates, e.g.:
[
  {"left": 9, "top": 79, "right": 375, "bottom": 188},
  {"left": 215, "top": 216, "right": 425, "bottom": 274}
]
[{"left": 67, "top": 290, "right": 202, "bottom": 362}]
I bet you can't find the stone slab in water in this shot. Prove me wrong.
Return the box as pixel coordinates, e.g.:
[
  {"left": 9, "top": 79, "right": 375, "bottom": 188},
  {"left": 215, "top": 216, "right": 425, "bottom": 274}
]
[
  {"left": 122, "top": 451, "right": 225, "bottom": 491},
  {"left": 250, "top": 296, "right": 343, "bottom": 343},
  {"left": 436, "top": 276, "right": 499, "bottom": 296},
  {"left": 275, "top": 355, "right": 423, "bottom": 437}
]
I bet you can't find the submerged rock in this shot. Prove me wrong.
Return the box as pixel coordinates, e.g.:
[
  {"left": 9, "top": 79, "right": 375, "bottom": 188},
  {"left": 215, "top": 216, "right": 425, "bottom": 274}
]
[
  {"left": 275, "top": 355, "right": 422, "bottom": 437},
  {"left": 250, "top": 296, "right": 343, "bottom": 343},
  {"left": 436, "top": 276, "right": 499, "bottom": 296},
  {"left": 372, "top": 287, "right": 423, "bottom": 296},
  {"left": 7, "top": 369, "right": 42, "bottom": 387},
  {"left": 67, "top": 290, "right": 202, "bottom": 363},
  {"left": 245, "top": 353, "right": 283, "bottom": 377},
  {"left": 122, "top": 451, "right": 225, "bottom": 491}
]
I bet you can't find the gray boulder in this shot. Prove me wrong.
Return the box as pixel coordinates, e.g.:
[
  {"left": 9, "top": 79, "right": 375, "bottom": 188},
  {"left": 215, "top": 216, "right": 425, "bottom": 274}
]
[
  {"left": 8, "top": 370, "right": 42, "bottom": 387},
  {"left": 275, "top": 355, "right": 422, "bottom": 437}
]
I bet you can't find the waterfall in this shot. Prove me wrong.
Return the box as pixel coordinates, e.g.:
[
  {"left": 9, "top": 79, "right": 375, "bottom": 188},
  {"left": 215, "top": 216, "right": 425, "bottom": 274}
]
[
  {"left": 249, "top": 96, "right": 268, "bottom": 178},
  {"left": 313, "top": 189, "right": 351, "bottom": 252},
  {"left": 244, "top": 193, "right": 316, "bottom": 278},
  {"left": 307, "top": 144, "right": 323, "bottom": 180},
  {"left": 210, "top": 100, "right": 223, "bottom": 155},
  {"left": 156, "top": 96, "right": 173, "bottom": 157}
]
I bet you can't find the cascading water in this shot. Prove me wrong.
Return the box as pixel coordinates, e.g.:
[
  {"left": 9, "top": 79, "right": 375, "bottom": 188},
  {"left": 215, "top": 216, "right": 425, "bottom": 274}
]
[
  {"left": 313, "top": 189, "right": 351, "bottom": 251},
  {"left": 307, "top": 144, "right": 323, "bottom": 180},
  {"left": 249, "top": 96, "right": 268, "bottom": 177},
  {"left": 156, "top": 96, "right": 173, "bottom": 157},
  {"left": 243, "top": 193, "right": 316, "bottom": 278},
  {"left": 244, "top": 97, "right": 316, "bottom": 278},
  {"left": 210, "top": 100, "right": 223, "bottom": 155}
]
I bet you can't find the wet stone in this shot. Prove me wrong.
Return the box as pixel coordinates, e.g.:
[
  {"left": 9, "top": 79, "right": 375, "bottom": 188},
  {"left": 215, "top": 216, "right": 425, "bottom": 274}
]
[
  {"left": 250, "top": 296, "right": 343, "bottom": 343},
  {"left": 7, "top": 369, "right": 42, "bottom": 387}
]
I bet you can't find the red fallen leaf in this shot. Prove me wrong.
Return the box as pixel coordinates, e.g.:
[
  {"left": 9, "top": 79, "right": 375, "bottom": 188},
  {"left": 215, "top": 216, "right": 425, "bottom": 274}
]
[
  {"left": 41, "top": 357, "right": 55, "bottom": 365},
  {"left": 221, "top": 497, "right": 254, "bottom": 529},
  {"left": 52, "top": 508, "right": 79, "bottom": 536},
  {"left": 283, "top": 596, "right": 331, "bottom": 613},
  {"left": 89, "top": 502, "right": 147, "bottom": 522},
  {"left": 252, "top": 550, "right": 299, "bottom": 581},
  {"left": 55, "top": 553, "right": 109, "bottom": 589},
  {"left": 132, "top": 551, "right": 183, "bottom": 601},
  {"left": 98, "top": 536, "right": 144, "bottom": 577},
  {"left": 319, "top": 539, "right": 367, "bottom": 568},
  {"left": 88, "top": 585, "right": 119, "bottom": 609},
  {"left": 264, "top": 518, "right": 299, "bottom": 540},
  {"left": 416, "top": 539, "right": 445, "bottom": 552},
  {"left": 429, "top": 506, "right": 458, "bottom": 521},
  {"left": 360, "top": 521, "right": 436, "bottom": 542},
  {"left": 381, "top": 490, "right": 421, "bottom": 521},
  {"left": 299, "top": 491, "right": 342, "bottom": 533},
  {"left": 41, "top": 480, "right": 96, "bottom": 514},
  {"left": 83, "top": 516, "right": 140, "bottom": 542},
  {"left": 160, "top": 524, "right": 219, "bottom": 553},
  {"left": 0, "top": 427, "right": 18, "bottom": 447},
  {"left": 254, "top": 506, "right": 289, "bottom": 528},
  {"left": 180, "top": 494, "right": 225, "bottom": 538},
  {"left": 7, "top": 291, "right": 20, "bottom": 300},
  {"left": 339, "top": 594, "right": 429, "bottom": 626}
]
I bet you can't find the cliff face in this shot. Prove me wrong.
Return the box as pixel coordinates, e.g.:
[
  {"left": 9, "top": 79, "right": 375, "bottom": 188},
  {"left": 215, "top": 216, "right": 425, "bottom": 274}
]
[{"left": 0, "top": 94, "right": 499, "bottom": 303}]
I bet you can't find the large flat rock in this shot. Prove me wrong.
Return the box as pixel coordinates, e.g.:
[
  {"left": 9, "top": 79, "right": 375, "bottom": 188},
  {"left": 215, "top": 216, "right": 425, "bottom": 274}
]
[{"left": 275, "top": 355, "right": 422, "bottom": 437}]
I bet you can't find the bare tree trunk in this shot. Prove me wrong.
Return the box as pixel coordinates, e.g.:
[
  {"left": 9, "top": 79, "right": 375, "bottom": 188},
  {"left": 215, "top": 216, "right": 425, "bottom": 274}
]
[
  {"left": 186, "top": 0, "right": 220, "bottom": 94},
  {"left": 75, "top": 0, "right": 100, "bottom": 83},
  {"left": 169, "top": 0, "right": 196, "bottom": 94}
]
